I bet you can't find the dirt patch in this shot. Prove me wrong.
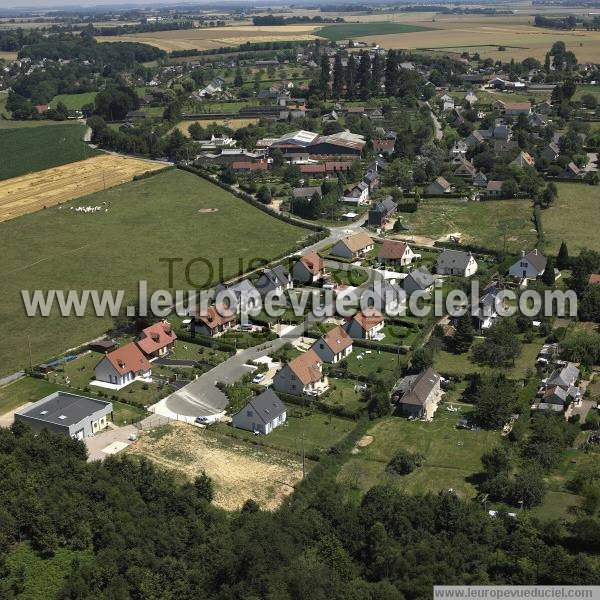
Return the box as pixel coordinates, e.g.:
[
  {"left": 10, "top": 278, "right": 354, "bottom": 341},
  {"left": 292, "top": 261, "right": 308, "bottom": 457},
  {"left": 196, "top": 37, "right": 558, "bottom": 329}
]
[
  {"left": 127, "top": 422, "right": 303, "bottom": 511},
  {"left": 357, "top": 435, "right": 373, "bottom": 448},
  {"left": 0, "top": 154, "right": 165, "bottom": 222},
  {"left": 198, "top": 208, "right": 219, "bottom": 213}
]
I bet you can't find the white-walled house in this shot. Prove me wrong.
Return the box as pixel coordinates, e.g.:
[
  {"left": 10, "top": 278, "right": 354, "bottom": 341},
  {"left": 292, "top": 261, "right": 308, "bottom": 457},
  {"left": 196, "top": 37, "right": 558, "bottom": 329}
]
[
  {"left": 292, "top": 252, "right": 326, "bottom": 284},
  {"left": 94, "top": 342, "right": 151, "bottom": 388},
  {"left": 330, "top": 232, "right": 374, "bottom": 260},
  {"left": 312, "top": 325, "right": 353, "bottom": 363},
  {"left": 344, "top": 308, "right": 385, "bottom": 340},
  {"left": 272, "top": 350, "right": 327, "bottom": 396},
  {"left": 377, "top": 240, "right": 417, "bottom": 267},
  {"left": 436, "top": 249, "right": 478, "bottom": 277},
  {"left": 508, "top": 249, "right": 547, "bottom": 280},
  {"left": 231, "top": 389, "right": 287, "bottom": 434}
]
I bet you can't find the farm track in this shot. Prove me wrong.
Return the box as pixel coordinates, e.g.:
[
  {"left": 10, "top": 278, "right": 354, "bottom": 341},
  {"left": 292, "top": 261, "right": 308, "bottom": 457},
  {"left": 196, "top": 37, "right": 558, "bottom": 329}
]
[{"left": 0, "top": 154, "right": 166, "bottom": 222}]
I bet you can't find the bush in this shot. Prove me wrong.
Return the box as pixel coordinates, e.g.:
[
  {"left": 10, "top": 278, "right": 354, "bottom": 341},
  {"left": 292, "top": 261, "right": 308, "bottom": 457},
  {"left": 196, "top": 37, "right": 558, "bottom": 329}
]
[{"left": 386, "top": 449, "right": 424, "bottom": 475}]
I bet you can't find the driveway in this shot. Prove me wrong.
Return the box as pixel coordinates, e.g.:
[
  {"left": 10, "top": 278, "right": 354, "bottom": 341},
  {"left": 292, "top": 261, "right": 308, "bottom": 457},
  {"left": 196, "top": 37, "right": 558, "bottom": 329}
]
[{"left": 84, "top": 424, "right": 137, "bottom": 462}]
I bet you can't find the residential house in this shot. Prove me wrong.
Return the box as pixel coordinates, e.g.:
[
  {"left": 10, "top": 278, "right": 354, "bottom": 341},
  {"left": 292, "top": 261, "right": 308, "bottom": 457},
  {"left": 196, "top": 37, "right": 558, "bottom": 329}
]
[
  {"left": 511, "top": 151, "right": 536, "bottom": 169},
  {"left": 254, "top": 265, "right": 293, "bottom": 298},
  {"left": 15, "top": 392, "right": 112, "bottom": 440},
  {"left": 588, "top": 274, "right": 600, "bottom": 285},
  {"left": 424, "top": 176, "right": 452, "bottom": 196},
  {"left": 192, "top": 304, "right": 236, "bottom": 337},
  {"left": 539, "top": 362, "right": 580, "bottom": 411},
  {"left": 481, "top": 180, "right": 504, "bottom": 199},
  {"left": 368, "top": 196, "right": 397, "bottom": 227},
  {"left": 94, "top": 342, "right": 151, "bottom": 388},
  {"left": 136, "top": 321, "right": 177, "bottom": 359},
  {"left": 364, "top": 170, "right": 380, "bottom": 192},
  {"left": 344, "top": 308, "right": 385, "bottom": 340},
  {"left": 496, "top": 100, "right": 531, "bottom": 116},
  {"left": 466, "top": 130, "right": 486, "bottom": 148},
  {"left": 472, "top": 171, "right": 488, "bottom": 187},
  {"left": 214, "top": 279, "right": 261, "bottom": 312},
  {"left": 311, "top": 325, "right": 353, "bottom": 363},
  {"left": 370, "top": 280, "right": 406, "bottom": 314},
  {"left": 450, "top": 139, "right": 469, "bottom": 161},
  {"left": 292, "top": 252, "right": 326, "bottom": 284},
  {"left": 292, "top": 186, "right": 321, "bottom": 202},
  {"left": 231, "top": 161, "right": 269, "bottom": 173},
  {"left": 377, "top": 240, "right": 416, "bottom": 267},
  {"left": 391, "top": 367, "right": 442, "bottom": 419},
  {"left": 508, "top": 249, "right": 547, "bottom": 280},
  {"left": 272, "top": 349, "right": 327, "bottom": 396},
  {"left": 465, "top": 283, "right": 503, "bottom": 332},
  {"left": 231, "top": 389, "right": 287, "bottom": 434},
  {"left": 436, "top": 249, "right": 478, "bottom": 277},
  {"left": 330, "top": 232, "right": 374, "bottom": 260},
  {"left": 453, "top": 159, "right": 477, "bottom": 178},
  {"left": 402, "top": 266, "right": 435, "bottom": 295},
  {"left": 562, "top": 161, "right": 582, "bottom": 179},
  {"left": 373, "top": 139, "right": 395, "bottom": 157},
  {"left": 541, "top": 142, "right": 560, "bottom": 162},
  {"left": 342, "top": 181, "right": 369, "bottom": 204}
]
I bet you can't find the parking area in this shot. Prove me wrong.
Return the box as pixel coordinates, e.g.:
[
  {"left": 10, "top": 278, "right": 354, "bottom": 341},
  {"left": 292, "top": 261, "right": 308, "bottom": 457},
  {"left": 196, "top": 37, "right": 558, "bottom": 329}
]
[{"left": 84, "top": 424, "right": 138, "bottom": 462}]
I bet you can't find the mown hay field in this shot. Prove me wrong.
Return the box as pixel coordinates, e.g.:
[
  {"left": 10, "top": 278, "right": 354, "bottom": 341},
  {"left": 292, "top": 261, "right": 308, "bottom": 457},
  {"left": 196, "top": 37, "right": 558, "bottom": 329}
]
[
  {"left": 0, "top": 154, "right": 165, "bottom": 222},
  {"left": 316, "top": 22, "right": 434, "bottom": 42},
  {"left": 96, "top": 24, "right": 320, "bottom": 52},
  {"left": 174, "top": 118, "right": 259, "bottom": 134}
]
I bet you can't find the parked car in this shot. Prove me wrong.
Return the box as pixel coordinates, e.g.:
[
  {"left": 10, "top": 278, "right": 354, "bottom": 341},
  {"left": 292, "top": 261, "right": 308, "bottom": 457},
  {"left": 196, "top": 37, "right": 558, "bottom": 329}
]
[
  {"left": 195, "top": 416, "right": 209, "bottom": 424},
  {"left": 252, "top": 373, "right": 265, "bottom": 384}
]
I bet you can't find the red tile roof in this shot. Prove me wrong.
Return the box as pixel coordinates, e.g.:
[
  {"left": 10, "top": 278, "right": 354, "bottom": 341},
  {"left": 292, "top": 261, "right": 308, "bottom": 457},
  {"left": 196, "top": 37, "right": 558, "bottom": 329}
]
[
  {"left": 353, "top": 308, "right": 384, "bottom": 331},
  {"left": 232, "top": 161, "right": 268, "bottom": 171},
  {"left": 298, "top": 252, "right": 324, "bottom": 275},
  {"left": 287, "top": 349, "right": 323, "bottom": 385},
  {"left": 320, "top": 325, "right": 353, "bottom": 353},
  {"left": 195, "top": 305, "right": 236, "bottom": 330},
  {"left": 378, "top": 240, "right": 408, "bottom": 261},
  {"left": 136, "top": 321, "right": 177, "bottom": 355},
  {"left": 105, "top": 342, "right": 150, "bottom": 376}
]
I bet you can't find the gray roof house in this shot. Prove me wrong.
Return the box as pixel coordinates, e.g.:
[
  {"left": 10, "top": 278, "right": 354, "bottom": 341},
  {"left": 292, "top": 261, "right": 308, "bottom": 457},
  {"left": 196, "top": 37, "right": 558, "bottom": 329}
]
[
  {"left": 424, "top": 176, "right": 451, "bottom": 196},
  {"left": 391, "top": 367, "right": 442, "bottom": 420},
  {"left": 292, "top": 186, "right": 321, "bottom": 200},
  {"left": 214, "top": 279, "right": 261, "bottom": 311},
  {"left": 370, "top": 280, "right": 406, "bottom": 314},
  {"left": 368, "top": 196, "right": 396, "bottom": 227},
  {"left": 508, "top": 249, "right": 547, "bottom": 280},
  {"left": 436, "top": 249, "right": 478, "bottom": 277},
  {"left": 254, "top": 265, "right": 293, "bottom": 298},
  {"left": 231, "top": 389, "right": 287, "bottom": 435},
  {"left": 15, "top": 392, "right": 112, "bottom": 440},
  {"left": 402, "top": 266, "right": 435, "bottom": 295},
  {"left": 547, "top": 362, "right": 580, "bottom": 390}
]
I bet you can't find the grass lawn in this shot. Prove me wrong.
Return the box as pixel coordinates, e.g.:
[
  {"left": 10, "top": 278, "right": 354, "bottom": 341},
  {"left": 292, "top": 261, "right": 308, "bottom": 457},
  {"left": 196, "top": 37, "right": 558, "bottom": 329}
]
[
  {"left": 329, "top": 266, "right": 368, "bottom": 287},
  {"left": 47, "top": 350, "right": 167, "bottom": 409},
  {"left": 317, "top": 22, "right": 435, "bottom": 41},
  {"left": 0, "top": 169, "right": 307, "bottom": 377},
  {"left": 170, "top": 340, "right": 231, "bottom": 365},
  {"left": 338, "top": 410, "right": 500, "bottom": 501},
  {"left": 4, "top": 543, "right": 93, "bottom": 600},
  {"left": 398, "top": 198, "right": 537, "bottom": 253},
  {"left": 434, "top": 337, "right": 543, "bottom": 379},
  {"left": 344, "top": 348, "right": 405, "bottom": 382},
  {"left": 321, "top": 378, "right": 366, "bottom": 413},
  {"left": 573, "top": 84, "right": 600, "bottom": 102},
  {"left": 214, "top": 410, "right": 357, "bottom": 457},
  {"left": 50, "top": 91, "right": 98, "bottom": 109},
  {"left": 541, "top": 183, "right": 600, "bottom": 253},
  {"left": 0, "top": 123, "right": 99, "bottom": 180}
]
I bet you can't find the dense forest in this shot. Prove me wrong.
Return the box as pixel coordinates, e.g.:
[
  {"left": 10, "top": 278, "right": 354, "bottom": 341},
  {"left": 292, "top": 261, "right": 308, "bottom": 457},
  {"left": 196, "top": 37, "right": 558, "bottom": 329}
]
[{"left": 0, "top": 424, "right": 598, "bottom": 599}]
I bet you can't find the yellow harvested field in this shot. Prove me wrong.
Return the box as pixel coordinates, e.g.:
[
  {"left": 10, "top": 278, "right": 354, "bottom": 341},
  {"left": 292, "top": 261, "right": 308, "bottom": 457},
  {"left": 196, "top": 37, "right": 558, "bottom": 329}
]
[
  {"left": 0, "top": 51, "right": 17, "bottom": 61},
  {"left": 128, "top": 423, "right": 303, "bottom": 511},
  {"left": 0, "top": 154, "right": 165, "bottom": 222},
  {"left": 175, "top": 118, "right": 258, "bottom": 134},
  {"left": 96, "top": 24, "right": 319, "bottom": 52},
  {"left": 351, "top": 16, "right": 600, "bottom": 62}
]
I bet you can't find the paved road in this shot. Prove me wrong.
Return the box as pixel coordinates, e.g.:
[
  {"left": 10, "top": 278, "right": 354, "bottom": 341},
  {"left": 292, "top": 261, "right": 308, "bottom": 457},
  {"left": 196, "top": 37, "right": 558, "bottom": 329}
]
[{"left": 158, "top": 243, "right": 378, "bottom": 419}]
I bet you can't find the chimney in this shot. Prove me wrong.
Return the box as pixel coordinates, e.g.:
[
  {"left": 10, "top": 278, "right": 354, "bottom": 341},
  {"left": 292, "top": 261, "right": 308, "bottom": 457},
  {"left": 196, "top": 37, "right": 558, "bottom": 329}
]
[{"left": 533, "top": 248, "right": 538, "bottom": 255}]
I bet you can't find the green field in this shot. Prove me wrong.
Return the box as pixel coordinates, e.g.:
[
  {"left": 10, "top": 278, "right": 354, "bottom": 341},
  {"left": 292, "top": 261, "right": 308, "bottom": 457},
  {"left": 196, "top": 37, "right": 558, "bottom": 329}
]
[
  {"left": 0, "top": 169, "right": 307, "bottom": 377},
  {"left": 399, "top": 198, "right": 537, "bottom": 253},
  {"left": 50, "top": 91, "right": 98, "bottom": 110},
  {"left": 338, "top": 410, "right": 500, "bottom": 501},
  {"left": 214, "top": 410, "right": 357, "bottom": 457},
  {"left": 317, "top": 22, "right": 434, "bottom": 42},
  {"left": 542, "top": 183, "right": 600, "bottom": 253},
  {"left": 0, "top": 124, "right": 98, "bottom": 180}
]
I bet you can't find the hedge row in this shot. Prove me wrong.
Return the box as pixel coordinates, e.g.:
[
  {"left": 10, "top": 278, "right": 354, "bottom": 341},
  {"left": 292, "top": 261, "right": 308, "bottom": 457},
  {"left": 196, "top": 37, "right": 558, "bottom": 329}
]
[{"left": 133, "top": 165, "right": 175, "bottom": 181}]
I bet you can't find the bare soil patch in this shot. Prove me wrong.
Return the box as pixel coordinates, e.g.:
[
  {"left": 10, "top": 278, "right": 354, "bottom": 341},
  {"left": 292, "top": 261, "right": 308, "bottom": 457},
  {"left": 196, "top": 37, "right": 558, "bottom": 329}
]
[
  {"left": 127, "top": 422, "right": 303, "bottom": 511},
  {"left": 198, "top": 208, "right": 219, "bottom": 213},
  {"left": 357, "top": 435, "right": 373, "bottom": 448}
]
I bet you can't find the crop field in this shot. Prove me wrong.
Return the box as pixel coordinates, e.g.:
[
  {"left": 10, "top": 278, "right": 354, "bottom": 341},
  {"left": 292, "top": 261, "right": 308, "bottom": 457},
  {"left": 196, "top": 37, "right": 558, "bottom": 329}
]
[
  {"left": 50, "top": 91, "right": 98, "bottom": 110},
  {"left": 396, "top": 198, "right": 537, "bottom": 253},
  {"left": 96, "top": 24, "right": 320, "bottom": 52},
  {"left": 316, "top": 22, "right": 434, "bottom": 42},
  {"left": 174, "top": 118, "right": 259, "bottom": 134},
  {"left": 0, "top": 51, "right": 17, "bottom": 61},
  {"left": 542, "top": 183, "right": 600, "bottom": 254},
  {"left": 338, "top": 410, "right": 500, "bottom": 501},
  {"left": 346, "top": 15, "right": 600, "bottom": 62},
  {"left": 128, "top": 422, "right": 303, "bottom": 510},
  {"left": 0, "top": 124, "right": 99, "bottom": 180},
  {"left": 0, "top": 168, "right": 306, "bottom": 377},
  {"left": 0, "top": 154, "right": 165, "bottom": 222}
]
